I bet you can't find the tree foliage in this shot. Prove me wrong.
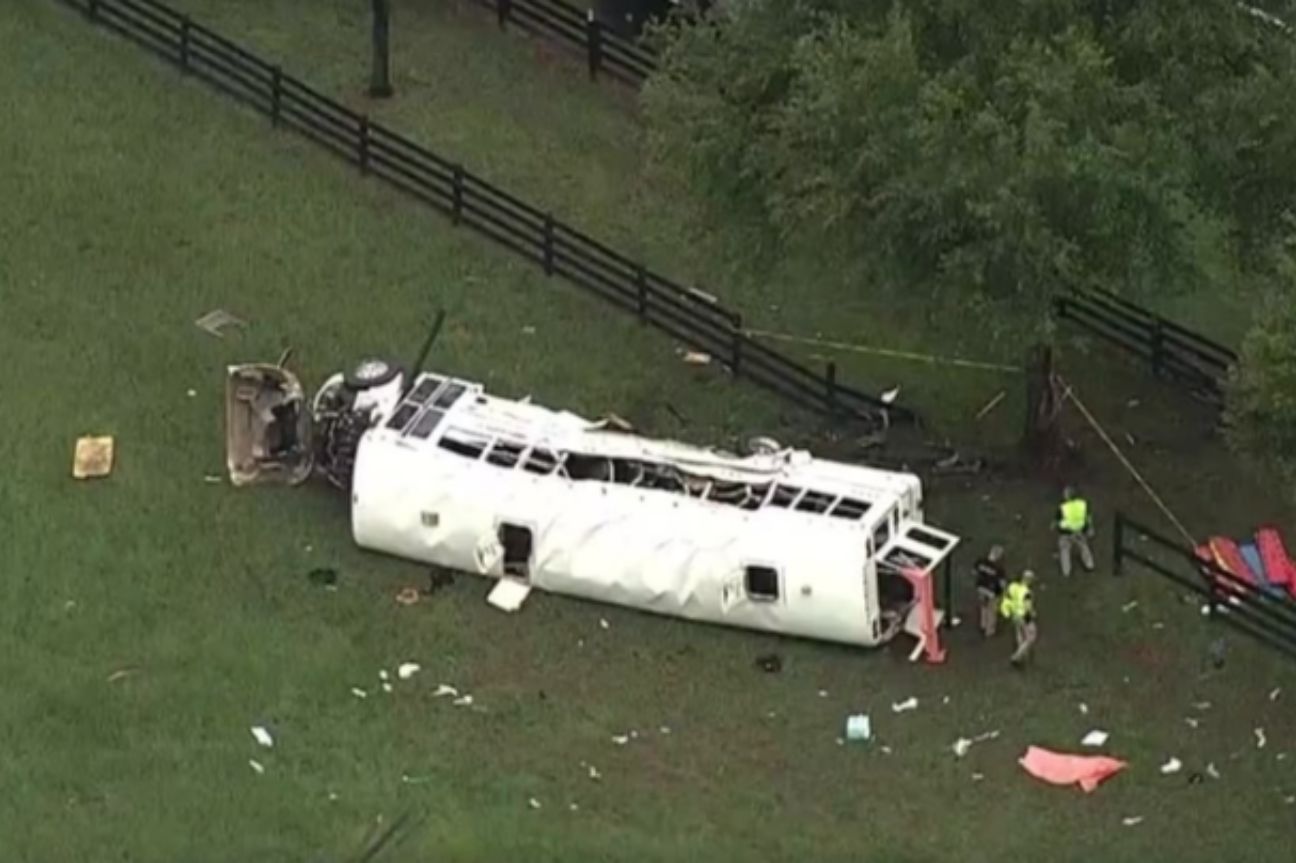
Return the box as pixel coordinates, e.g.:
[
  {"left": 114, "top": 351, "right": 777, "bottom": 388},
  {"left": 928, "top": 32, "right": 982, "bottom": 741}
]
[{"left": 643, "top": 0, "right": 1296, "bottom": 322}]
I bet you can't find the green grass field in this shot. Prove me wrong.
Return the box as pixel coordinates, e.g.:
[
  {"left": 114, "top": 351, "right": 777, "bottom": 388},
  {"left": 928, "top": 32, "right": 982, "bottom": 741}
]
[{"left": 4, "top": 2, "right": 1296, "bottom": 861}]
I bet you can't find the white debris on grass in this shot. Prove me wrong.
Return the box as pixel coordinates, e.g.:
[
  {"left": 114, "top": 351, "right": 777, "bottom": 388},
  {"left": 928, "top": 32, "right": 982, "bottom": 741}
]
[
  {"left": 1269, "top": 687, "right": 1282, "bottom": 702},
  {"left": 433, "top": 684, "right": 459, "bottom": 698},
  {"left": 248, "top": 759, "right": 265, "bottom": 775},
  {"left": 251, "top": 726, "right": 274, "bottom": 748},
  {"left": 971, "top": 773, "right": 985, "bottom": 782},
  {"left": 1122, "top": 816, "right": 1144, "bottom": 827},
  {"left": 1081, "top": 730, "right": 1109, "bottom": 748},
  {"left": 611, "top": 734, "right": 630, "bottom": 746},
  {"left": 1206, "top": 763, "right": 1221, "bottom": 780},
  {"left": 1255, "top": 728, "right": 1268, "bottom": 749},
  {"left": 351, "top": 687, "right": 368, "bottom": 699},
  {"left": 1160, "top": 757, "right": 1183, "bottom": 775},
  {"left": 186, "top": 389, "right": 196, "bottom": 398},
  {"left": 452, "top": 695, "right": 474, "bottom": 707},
  {"left": 818, "top": 690, "right": 829, "bottom": 699},
  {"left": 599, "top": 619, "right": 610, "bottom": 630},
  {"left": 1193, "top": 701, "right": 1213, "bottom": 711},
  {"left": 397, "top": 662, "right": 421, "bottom": 680},
  {"left": 379, "top": 670, "right": 390, "bottom": 681},
  {"left": 382, "top": 683, "right": 394, "bottom": 694},
  {"left": 952, "top": 738, "right": 973, "bottom": 758},
  {"left": 1185, "top": 717, "right": 1201, "bottom": 729},
  {"left": 1121, "top": 601, "right": 1139, "bottom": 613},
  {"left": 528, "top": 797, "right": 542, "bottom": 810},
  {"left": 1078, "top": 703, "right": 1090, "bottom": 716},
  {"left": 891, "top": 697, "right": 919, "bottom": 713},
  {"left": 569, "top": 802, "right": 579, "bottom": 812},
  {"left": 587, "top": 765, "right": 601, "bottom": 781},
  {"left": 659, "top": 726, "right": 672, "bottom": 735},
  {"left": 880, "top": 745, "right": 893, "bottom": 755}
]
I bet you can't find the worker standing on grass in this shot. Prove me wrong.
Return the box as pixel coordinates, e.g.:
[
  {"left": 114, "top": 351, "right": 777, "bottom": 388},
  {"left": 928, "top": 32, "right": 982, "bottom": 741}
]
[
  {"left": 1056, "top": 485, "right": 1095, "bottom": 577},
  {"left": 973, "top": 545, "right": 1007, "bottom": 637},
  {"left": 1001, "top": 570, "right": 1038, "bottom": 667}
]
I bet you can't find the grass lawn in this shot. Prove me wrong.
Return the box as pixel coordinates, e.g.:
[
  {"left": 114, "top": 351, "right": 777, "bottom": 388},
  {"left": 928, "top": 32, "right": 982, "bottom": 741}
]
[{"left": 4, "top": 2, "right": 1296, "bottom": 861}]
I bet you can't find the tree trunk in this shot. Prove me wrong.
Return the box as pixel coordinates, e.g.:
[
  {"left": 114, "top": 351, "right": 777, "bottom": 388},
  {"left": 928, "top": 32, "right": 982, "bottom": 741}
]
[
  {"left": 370, "top": 0, "right": 393, "bottom": 98},
  {"left": 1022, "top": 342, "right": 1063, "bottom": 468}
]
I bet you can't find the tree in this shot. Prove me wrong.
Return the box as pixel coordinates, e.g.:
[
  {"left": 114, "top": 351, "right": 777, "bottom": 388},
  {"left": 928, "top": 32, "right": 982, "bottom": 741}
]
[
  {"left": 1227, "top": 247, "right": 1296, "bottom": 500},
  {"left": 644, "top": 0, "right": 1296, "bottom": 459},
  {"left": 370, "top": 0, "right": 393, "bottom": 98}
]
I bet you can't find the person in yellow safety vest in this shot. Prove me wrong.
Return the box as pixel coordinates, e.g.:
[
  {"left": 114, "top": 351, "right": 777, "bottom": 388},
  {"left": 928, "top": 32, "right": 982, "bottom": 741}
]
[
  {"left": 1055, "top": 485, "right": 1095, "bottom": 577},
  {"left": 1000, "top": 570, "right": 1037, "bottom": 666}
]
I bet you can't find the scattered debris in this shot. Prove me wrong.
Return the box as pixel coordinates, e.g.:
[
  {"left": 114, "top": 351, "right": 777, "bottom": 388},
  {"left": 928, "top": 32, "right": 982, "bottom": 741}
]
[
  {"left": 1081, "top": 730, "right": 1109, "bottom": 748},
  {"left": 880, "top": 386, "right": 901, "bottom": 405},
  {"left": 350, "top": 687, "right": 368, "bottom": 699},
  {"left": 1122, "top": 816, "right": 1144, "bottom": 827},
  {"left": 1285, "top": 794, "right": 1295, "bottom": 805},
  {"left": 974, "top": 391, "right": 1006, "bottom": 421},
  {"left": 1078, "top": 703, "right": 1090, "bottom": 716},
  {"left": 880, "top": 746, "right": 893, "bottom": 755},
  {"left": 1185, "top": 717, "right": 1201, "bottom": 729},
  {"left": 186, "top": 389, "right": 197, "bottom": 398},
  {"left": 659, "top": 726, "right": 672, "bottom": 735},
  {"left": 1160, "top": 757, "right": 1182, "bottom": 775},
  {"left": 1269, "top": 687, "right": 1282, "bottom": 702},
  {"left": 106, "top": 668, "right": 138, "bottom": 683},
  {"left": 521, "top": 326, "right": 536, "bottom": 335},
  {"left": 845, "top": 715, "right": 873, "bottom": 742},
  {"left": 681, "top": 351, "right": 712, "bottom": 366},
  {"left": 195, "top": 308, "right": 247, "bottom": 338},
  {"left": 397, "top": 662, "right": 421, "bottom": 680},
  {"left": 942, "top": 695, "right": 951, "bottom": 705},
  {"left": 953, "top": 738, "right": 973, "bottom": 758},
  {"left": 328, "top": 791, "right": 339, "bottom": 801},
  {"left": 487, "top": 578, "right": 531, "bottom": 613},
  {"left": 452, "top": 695, "right": 474, "bottom": 707},
  {"left": 817, "top": 690, "right": 829, "bottom": 698},
  {"left": 248, "top": 759, "right": 265, "bottom": 775},
  {"left": 611, "top": 735, "right": 630, "bottom": 746},
  {"left": 527, "top": 797, "right": 542, "bottom": 810},
  {"left": 568, "top": 802, "right": 579, "bottom": 812},
  {"left": 1152, "top": 622, "right": 1165, "bottom": 630},
  {"left": 891, "top": 697, "right": 919, "bottom": 713},
  {"left": 72, "top": 436, "right": 115, "bottom": 479},
  {"left": 432, "top": 684, "right": 458, "bottom": 698},
  {"left": 308, "top": 567, "right": 338, "bottom": 588},
  {"left": 971, "top": 772, "right": 985, "bottom": 782},
  {"left": 379, "top": 670, "right": 390, "bottom": 682},
  {"left": 1018, "top": 746, "right": 1127, "bottom": 793},
  {"left": 587, "top": 765, "right": 601, "bottom": 781},
  {"left": 401, "top": 774, "right": 432, "bottom": 785},
  {"left": 251, "top": 726, "right": 274, "bottom": 748},
  {"left": 203, "top": 474, "right": 222, "bottom": 484},
  {"left": 382, "top": 683, "right": 394, "bottom": 694},
  {"left": 1193, "top": 701, "right": 1213, "bottom": 711},
  {"left": 755, "top": 653, "right": 783, "bottom": 673},
  {"left": 1121, "top": 600, "right": 1139, "bottom": 613},
  {"left": 1255, "top": 727, "right": 1267, "bottom": 749},
  {"left": 599, "top": 619, "right": 610, "bottom": 630},
  {"left": 395, "top": 587, "right": 421, "bottom": 606}
]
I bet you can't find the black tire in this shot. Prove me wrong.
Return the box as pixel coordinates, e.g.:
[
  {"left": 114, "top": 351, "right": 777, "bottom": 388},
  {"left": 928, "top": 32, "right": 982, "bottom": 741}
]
[{"left": 344, "top": 357, "right": 402, "bottom": 390}]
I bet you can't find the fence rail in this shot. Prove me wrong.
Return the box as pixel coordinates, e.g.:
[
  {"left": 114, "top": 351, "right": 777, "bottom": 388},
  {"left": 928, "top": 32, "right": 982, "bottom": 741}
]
[
  {"left": 472, "top": 0, "right": 659, "bottom": 85},
  {"left": 1056, "top": 288, "right": 1237, "bottom": 408},
  {"left": 1113, "top": 513, "right": 1296, "bottom": 661},
  {"left": 62, "top": 0, "right": 911, "bottom": 426}
]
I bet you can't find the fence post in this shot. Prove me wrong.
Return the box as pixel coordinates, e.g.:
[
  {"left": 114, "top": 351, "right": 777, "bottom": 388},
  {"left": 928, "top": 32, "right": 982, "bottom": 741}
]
[
  {"left": 497, "top": 0, "right": 512, "bottom": 29},
  {"left": 730, "top": 313, "right": 743, "bottom": 374},
  {"left": 1150, "top": 320, "right": 1165, "bottom": 378},
  {"left": 179, "top": 16, "right": 192, "bottom": 71},
  {"left": 636, "top": 266, "right": 648, "bottom": 322},
  {"left": 826, "top": 362, "right": 838, "bottom": 417},
  {"left": 543, "top": 215, "right": 555, "bottom": 275},
  {"left": 358, "top": 116, "right": 371, "bottom": 174},
  {"left": 586, "top": 11, "right": 602, "bottom": 81},
  {"left": 270, "top": 66, "right": 282, "bottom": 126},
  {"left": 451, "top": 165, "right": 464, "bottom": 225},
  {"left": 1112, "top": 512, "right": 1124, "bottom": 577}
]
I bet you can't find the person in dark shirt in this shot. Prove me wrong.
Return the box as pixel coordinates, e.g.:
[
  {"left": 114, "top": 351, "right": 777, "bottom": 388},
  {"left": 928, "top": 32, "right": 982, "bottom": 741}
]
[{"left": 973, "top": 545, "right": 1007, "bottom": 637}]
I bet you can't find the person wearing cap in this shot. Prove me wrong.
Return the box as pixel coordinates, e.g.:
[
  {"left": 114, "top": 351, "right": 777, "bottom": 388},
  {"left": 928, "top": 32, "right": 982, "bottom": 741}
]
[
  {"left": 1000, "top": 570, "right": 1038, "bottom": 666},
  {"left": 1055, "top": 485, "right": 1095, "bottom": 577},
  {"left": 973, "top": 544, "right": 1007, "bottom": 637}
]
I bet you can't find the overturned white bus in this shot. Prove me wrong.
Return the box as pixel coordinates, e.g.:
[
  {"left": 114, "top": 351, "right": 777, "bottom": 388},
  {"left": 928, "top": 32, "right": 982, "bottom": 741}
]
[{"left": 226, "top": 355, "right": 959, "bottom": 662}]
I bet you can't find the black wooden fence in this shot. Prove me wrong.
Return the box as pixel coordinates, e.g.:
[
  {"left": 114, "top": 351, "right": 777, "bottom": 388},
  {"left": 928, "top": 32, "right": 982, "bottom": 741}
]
[
  {"left": 1113, "top": 513, "right": 1296, "bottom": 661},
  {"left": 61, "top": 0, "right": 911, "bottom": 426},
  {"left": 471, "top": 0, "right": 658, "bottom": 85},
  {"left": 1056, "top": 288, "right": 1238, "bottom": 407}
]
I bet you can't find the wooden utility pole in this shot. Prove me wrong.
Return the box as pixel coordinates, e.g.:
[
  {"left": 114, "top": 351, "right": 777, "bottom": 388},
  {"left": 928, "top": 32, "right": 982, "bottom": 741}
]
[
  {"left": 370, "top": 0, "right": 393, "bottom": 98},
  {"left": 1022, "top": 343, "right": 1064, "bottom": 469}
]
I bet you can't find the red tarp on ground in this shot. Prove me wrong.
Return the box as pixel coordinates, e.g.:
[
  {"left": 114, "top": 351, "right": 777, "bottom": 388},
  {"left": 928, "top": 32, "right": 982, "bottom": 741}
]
[
  {"left": 1018, "top": 746, "right": 1127, "bottom": 793},
  {"left": 1206, "top": 536, "right": 1259, "bottom": 590}
]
